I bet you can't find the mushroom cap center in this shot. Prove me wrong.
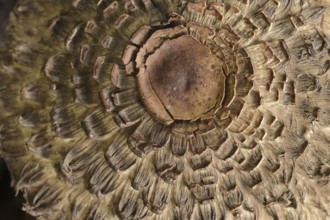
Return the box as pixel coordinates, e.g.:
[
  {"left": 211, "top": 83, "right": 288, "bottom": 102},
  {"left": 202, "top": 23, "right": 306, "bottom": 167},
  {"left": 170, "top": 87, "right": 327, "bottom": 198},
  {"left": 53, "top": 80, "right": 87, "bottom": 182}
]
[{"left": 138, "top": 35, "right": 225, "bottom": 124}]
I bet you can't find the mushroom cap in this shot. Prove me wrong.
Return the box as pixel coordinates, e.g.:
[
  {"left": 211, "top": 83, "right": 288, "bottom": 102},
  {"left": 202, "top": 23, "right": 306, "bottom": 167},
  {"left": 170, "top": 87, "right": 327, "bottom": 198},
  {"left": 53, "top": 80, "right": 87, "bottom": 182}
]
[{"left": 1, "top": 0, "right": 330, "bottom": 219}]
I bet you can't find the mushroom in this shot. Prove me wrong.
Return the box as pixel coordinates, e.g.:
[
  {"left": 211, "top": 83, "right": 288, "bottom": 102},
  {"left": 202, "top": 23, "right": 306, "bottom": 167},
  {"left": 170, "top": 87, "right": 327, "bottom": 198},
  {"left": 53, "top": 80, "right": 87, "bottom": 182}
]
[{"left": 1, "top": 0, "right": 330, "bottom": 219}]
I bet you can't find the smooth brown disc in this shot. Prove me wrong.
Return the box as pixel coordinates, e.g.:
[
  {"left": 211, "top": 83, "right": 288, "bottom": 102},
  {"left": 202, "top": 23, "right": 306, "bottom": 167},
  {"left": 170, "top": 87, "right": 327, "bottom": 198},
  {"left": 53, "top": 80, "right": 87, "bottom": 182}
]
[{"left": 138, "top": 35, "right": 225, "bottom": 124}]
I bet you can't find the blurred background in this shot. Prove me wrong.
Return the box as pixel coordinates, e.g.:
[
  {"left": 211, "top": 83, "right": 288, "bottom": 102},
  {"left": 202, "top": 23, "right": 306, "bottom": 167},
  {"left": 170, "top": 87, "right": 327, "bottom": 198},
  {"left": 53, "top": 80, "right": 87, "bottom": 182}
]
[
  {"left": 0, "top": 0, "right": 16, "bottom": 43},
  {"left": 0, "top": 0, "right": 35, "bottom": 219}
]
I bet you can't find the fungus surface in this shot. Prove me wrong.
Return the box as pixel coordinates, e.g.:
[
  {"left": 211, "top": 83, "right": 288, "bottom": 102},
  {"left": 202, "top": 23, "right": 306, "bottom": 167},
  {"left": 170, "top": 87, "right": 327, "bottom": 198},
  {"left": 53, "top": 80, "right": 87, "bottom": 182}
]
[
  {"left": 1, "top": 0, "right": 330, "bottom": 219},
  {"left": 138, "top": 35, "right": 225, "bottom": 123}
]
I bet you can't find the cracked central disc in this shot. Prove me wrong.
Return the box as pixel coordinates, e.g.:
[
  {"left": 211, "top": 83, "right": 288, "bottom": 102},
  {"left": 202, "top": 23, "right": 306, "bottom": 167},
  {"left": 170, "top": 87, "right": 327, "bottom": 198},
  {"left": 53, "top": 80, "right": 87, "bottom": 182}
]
[{"left": 138, "top": 35, "right": 225, "bottom": 124}]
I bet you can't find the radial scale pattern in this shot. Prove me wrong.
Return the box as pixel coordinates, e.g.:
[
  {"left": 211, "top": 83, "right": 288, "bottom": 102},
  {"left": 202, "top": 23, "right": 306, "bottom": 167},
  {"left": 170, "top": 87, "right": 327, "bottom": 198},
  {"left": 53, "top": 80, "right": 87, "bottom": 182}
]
[{"left": 1, "top": 0, "right": 330, "bottom": 219}]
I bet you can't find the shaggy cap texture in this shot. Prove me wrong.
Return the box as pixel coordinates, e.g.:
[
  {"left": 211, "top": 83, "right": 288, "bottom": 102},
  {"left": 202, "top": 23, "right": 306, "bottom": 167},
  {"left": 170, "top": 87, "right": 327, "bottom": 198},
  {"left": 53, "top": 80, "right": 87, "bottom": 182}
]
[{"left": 1, "top": 0, "right": 330, "bottom": 219}]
